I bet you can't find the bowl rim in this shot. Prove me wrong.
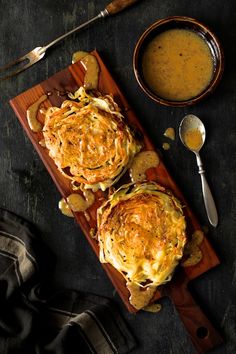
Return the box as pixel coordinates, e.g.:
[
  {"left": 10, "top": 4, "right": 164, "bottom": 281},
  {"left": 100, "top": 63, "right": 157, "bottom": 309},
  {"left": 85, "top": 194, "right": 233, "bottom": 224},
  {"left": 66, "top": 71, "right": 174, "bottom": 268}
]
[{"left": 133, "top": 16, "right": 225, "bottom": 107}]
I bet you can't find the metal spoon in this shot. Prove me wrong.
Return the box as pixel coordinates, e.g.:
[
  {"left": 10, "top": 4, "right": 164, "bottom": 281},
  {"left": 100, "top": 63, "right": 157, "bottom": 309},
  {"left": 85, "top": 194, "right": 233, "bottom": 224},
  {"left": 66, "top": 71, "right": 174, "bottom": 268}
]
[{"left": 179, "top": 114, "right": 218, "bottom": 227}]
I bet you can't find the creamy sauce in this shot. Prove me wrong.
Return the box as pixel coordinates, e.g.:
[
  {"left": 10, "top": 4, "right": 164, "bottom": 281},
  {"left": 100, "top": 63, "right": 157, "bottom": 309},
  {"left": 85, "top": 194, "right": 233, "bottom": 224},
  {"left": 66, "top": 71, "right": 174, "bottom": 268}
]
[
  {"left": 59, "top": 187, "right": 95, "bottom": 217},
  {"left": 58, "top": 198, "right": 74, "bottom": 218},
  {"left": 162, "top": 142, "right": 170, "bottom": 150},
  {"left": 142, "top": 29, "right": 214, "bottom": 101},
  {"left": 181, "top": 230, "right": 204, "bottom": 267},
  {"left": 182, "top": 247, "right": 202, "bottom": 267},
  {"left": 192, "top": 230, "right": 204, "bottom": 246},
  {"left": 143, "top": 302, "right": 162, "bottom": 313},
  {"left": 72, "top": 51, "right": 99, "bottom": 90},
  {"left": 26, "top": 94, "right": 48, "bottom": 132},
  {"left": 39, "top": 139, "right": 46, "bottom": 147},
  {"left": 129, "top": 151, "right": 159, "bottom": 183},
  {"left": 183, "top": 128, "right": 202, "bottom": 150},
  {"left": 164, "top": 127, "right": 175, "bottom": 140},
  {"left": 72, "top": 51, "right": 89, "bottom": 64},
  {"left": 126, "top": 282, "right": 157, "bottom": 310},
  {"left": 66, "top": 189, "right": 95, "bottom": 212}
]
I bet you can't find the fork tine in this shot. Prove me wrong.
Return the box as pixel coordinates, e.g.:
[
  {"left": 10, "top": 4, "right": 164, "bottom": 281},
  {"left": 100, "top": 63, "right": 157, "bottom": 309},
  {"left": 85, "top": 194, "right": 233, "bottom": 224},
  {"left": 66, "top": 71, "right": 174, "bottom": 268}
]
[
  {"left": 0, "top": 61, "right": 35, "bottom": 81},
  {"left": 0, "top": 54, "right": 29, "bottom": 72}
]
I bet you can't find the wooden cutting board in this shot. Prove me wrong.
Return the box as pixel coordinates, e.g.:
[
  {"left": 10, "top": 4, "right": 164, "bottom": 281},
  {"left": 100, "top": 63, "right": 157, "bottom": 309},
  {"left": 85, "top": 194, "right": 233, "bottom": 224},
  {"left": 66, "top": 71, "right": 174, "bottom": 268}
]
[{"left": 10, "top": 50, "right": 222, "bottom": 353}]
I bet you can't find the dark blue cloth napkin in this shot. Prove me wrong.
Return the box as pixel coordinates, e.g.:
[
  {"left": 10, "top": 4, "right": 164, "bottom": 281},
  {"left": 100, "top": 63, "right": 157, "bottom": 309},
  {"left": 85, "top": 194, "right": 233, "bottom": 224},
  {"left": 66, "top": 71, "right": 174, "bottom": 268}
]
[{"left": 0, "top": 208, "right": 136, "bottom": 354}]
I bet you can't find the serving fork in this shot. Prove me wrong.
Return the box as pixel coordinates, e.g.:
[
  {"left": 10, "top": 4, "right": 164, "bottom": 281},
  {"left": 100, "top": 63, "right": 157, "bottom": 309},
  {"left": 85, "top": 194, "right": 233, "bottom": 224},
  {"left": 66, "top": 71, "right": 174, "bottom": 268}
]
[{"left": 0, "top": 0, "right": 138, "bottom": 81}]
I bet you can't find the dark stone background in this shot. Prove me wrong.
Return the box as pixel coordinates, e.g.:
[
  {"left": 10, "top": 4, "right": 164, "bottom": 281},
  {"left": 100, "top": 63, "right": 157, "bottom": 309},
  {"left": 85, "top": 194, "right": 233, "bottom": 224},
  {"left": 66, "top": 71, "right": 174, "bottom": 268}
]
[{"left": 0, "top": 1, "right": 236, "bottom": 353}]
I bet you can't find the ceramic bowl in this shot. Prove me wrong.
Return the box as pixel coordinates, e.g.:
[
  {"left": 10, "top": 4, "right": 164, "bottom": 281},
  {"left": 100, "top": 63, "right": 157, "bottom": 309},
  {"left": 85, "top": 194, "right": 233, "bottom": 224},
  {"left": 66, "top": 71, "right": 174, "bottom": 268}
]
[{"left": 133, "top": 16, "right": 224, "bottom": 107}]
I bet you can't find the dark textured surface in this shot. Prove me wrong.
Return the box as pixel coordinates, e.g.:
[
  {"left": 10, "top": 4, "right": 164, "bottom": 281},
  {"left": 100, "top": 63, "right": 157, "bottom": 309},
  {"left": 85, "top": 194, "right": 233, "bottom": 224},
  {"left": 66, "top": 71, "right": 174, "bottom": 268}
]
[{"left": 0, "top": 1, "right": 236, "bottom": 353}]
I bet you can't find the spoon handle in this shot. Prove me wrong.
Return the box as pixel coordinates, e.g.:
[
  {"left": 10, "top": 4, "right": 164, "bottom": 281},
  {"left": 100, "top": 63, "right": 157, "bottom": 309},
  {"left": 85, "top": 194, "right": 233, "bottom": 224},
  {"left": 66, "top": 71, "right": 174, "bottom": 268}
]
[{"left": 195, "top": 153, "right": 218, "bottom": 227}]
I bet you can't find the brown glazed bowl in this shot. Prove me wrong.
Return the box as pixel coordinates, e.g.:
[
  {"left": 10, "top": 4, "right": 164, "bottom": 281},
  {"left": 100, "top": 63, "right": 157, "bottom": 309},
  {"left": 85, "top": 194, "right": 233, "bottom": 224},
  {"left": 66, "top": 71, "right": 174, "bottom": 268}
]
[{"left": 133, "top": 16, "right": 224, "bottom": 107}]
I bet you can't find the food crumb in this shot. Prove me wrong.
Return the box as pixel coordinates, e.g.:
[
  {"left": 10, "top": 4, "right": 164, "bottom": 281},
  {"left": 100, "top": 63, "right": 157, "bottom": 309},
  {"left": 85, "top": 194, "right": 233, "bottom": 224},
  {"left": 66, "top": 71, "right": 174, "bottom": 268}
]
[
  {"left": 39, "top": 139, "right": 46, "bottom": 148},
  {"left": 90, "top": 228, "right": 96, "bottom": 239}
]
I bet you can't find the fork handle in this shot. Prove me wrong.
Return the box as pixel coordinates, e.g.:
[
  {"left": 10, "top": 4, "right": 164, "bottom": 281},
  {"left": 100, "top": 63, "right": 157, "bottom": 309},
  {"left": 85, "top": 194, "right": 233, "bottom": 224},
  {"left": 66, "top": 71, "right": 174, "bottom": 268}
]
[
  {"left": 43, "top": 0, "right": 139, "bottom": 51},
  {"left": 106, "top": 0, "right": 139, "bottom": 15}
]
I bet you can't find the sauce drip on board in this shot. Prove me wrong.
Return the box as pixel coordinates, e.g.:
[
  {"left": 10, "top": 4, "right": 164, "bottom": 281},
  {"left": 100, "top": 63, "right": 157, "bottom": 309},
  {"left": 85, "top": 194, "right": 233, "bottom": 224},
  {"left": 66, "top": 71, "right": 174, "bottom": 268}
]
[
  {"left": 142, "top": 29, "right": 214, "bottom": 101},
  {"left": 72, "top": 51, "right": 99, "bottom": 90},
  {"left": 126, "top": 282, "right": 157, "bottom": 310},
  {"left": 181, "top": 230, "right": 204, "bottom": 267},
  {"left": 26, "top": 94, "right": 47, "bottom": 132},
  {"left": 72, "top": 51, "right": 89, "bottom": 63},
  {"left": 59, "top": 188, "right": 95, "bottom": 217},
  {"left": 129, "top": 151, "right": 160, "bottom": 183},
  {"left": 58, "top": 198, "right": 74, "bottom": 218},
  {"left": 183, "top": 128, "right": 203, "bottom": 150},
  {"left": 66, "top": 189, "right": 95, "bottom": 212}
]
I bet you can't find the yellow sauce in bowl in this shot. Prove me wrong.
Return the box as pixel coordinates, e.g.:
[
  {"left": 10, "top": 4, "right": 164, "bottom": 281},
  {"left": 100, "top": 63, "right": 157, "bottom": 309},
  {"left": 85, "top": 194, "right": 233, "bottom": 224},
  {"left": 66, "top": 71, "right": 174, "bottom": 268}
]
[{"left": 142, "top": 29, "right": 214, "bottom": 101}]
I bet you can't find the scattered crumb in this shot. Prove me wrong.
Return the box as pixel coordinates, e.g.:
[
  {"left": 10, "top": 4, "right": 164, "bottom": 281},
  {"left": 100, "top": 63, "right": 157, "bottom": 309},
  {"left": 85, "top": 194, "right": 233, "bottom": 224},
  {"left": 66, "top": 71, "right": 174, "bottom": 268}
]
[
  {"left": 90, "top": 228, "right": 97, "bottom": 239},
  {"left": 39, "top": 139, "right": 46, "bottom": 148},
  {"left": 84, "top": 211, "right": 90, "bottom": 222}
]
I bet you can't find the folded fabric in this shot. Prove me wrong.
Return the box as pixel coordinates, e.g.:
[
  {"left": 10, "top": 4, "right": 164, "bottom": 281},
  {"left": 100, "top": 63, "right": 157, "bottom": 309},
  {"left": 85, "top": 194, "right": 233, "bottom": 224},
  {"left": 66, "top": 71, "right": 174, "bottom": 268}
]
[{"left": 0, "top": 208, "right": 136, "bottom": 354}]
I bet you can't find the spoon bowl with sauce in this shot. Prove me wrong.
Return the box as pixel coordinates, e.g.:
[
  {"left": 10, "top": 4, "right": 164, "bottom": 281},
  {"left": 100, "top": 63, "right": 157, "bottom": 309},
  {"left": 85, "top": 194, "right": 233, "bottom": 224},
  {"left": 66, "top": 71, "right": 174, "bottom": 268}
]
[
  {"left": 179, "top": 114, "right": 218, "bottom": 227},
  {"left": 133, "top": 16, "right": 224, "bottom": 107}
]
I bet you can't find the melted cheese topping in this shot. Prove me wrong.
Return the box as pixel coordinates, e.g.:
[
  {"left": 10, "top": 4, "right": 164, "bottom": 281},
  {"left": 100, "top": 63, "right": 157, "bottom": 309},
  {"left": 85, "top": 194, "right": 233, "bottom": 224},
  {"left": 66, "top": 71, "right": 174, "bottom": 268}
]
[
  {"left": 97, "top": 182, "right": 186, "bottom": 287},
  {"left": 43, "top": 87, "right": 141, "bottom": 191}
]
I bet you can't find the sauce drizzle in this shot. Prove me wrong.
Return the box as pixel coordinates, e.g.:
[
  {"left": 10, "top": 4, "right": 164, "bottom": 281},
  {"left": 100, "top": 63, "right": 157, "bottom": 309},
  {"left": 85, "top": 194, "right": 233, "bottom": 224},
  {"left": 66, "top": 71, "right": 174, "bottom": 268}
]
[
  {"left": 66, "top": 189, "right": 95, "bottom": 212},
  {"left": 129, "top": 151, "right": 159, "bottom": 183},
  {"left": 126, "top": 282, "right": 157, "bottom": 310},
  {"left": 59, "top": 187, "right": 95, "bottom": 217},
  {"left": 26, "top": 94, "right": 47, "bottom": 132},
  {"left": 181, "top": 230, "right": 204, "bottom": 267},
  {"left": 72, "top": 51, "right": 99, "bottom": 90},
  {"left": 58, "top": 198, "right": 74, "bottom": 218}
]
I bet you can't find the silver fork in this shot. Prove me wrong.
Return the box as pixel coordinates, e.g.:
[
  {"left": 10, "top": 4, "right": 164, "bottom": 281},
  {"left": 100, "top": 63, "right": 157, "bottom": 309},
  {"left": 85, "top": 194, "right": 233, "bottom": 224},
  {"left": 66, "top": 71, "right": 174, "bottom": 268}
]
[{"left": 0, "top": 0, "right": 138, "bottom": 81}]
